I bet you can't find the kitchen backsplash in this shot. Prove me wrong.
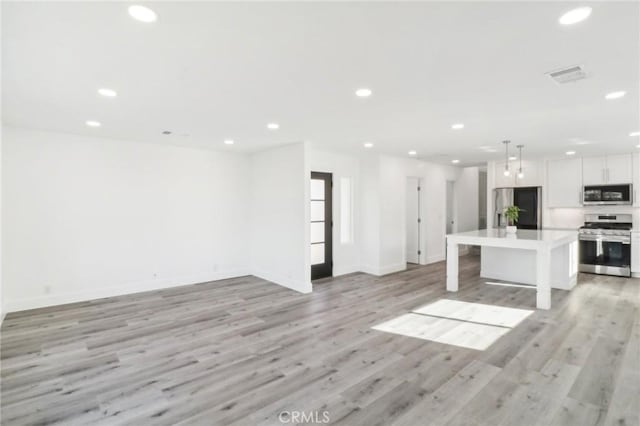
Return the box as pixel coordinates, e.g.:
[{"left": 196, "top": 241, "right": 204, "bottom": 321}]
[{"left": 544, "top": 205, "right": 639, "bottom": 230}]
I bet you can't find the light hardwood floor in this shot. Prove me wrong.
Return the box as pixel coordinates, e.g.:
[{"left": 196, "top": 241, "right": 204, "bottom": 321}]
[{"left": 1, "top": 255, "right": 638, "bottom": 425}]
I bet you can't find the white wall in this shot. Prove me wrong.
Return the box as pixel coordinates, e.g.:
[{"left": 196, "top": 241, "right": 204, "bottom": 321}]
[
  {"left": 358, "top": 155, "right": 382, "bottom": 274},
  {"left": 455, "top": 167, "right": 480, "bottom": 232},
  {"left": 406, "top": 158, "right": 464, "bottom": 264},
  {"left": 2, "top": 128, "right": 478, "bottom": 313},
  {"left": 250, "top": 142, "right": 311, "bottom": 293},
  {"left": 0, "top": 124, "right": 3, "bottom": 322},
  {"left": 359, "top": 154, "right": 468, "bottom": 274},
  {"left": 2, "top": 127, "right": 250, "bottom": 311},
  {"left": 378, "top": 156, "right": 409, "bottom": 273},
  {"left": 309, "top": 147, "right": 360, "bottom": 276}
]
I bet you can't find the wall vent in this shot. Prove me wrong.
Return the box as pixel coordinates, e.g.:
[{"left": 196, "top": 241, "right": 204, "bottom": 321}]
[{"left": 546, "top": 65, "right": 587, "bottom": 84}]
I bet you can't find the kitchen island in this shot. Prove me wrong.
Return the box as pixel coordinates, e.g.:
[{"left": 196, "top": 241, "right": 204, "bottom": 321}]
[{"left": 446, "top": 229, "right": 579, "bottom": 309}]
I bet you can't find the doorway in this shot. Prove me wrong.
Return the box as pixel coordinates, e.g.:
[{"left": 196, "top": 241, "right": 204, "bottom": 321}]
[
  {"left": 310, "top": 172, "right": 333, "bottom": 280},
  {"left": 446, "top": 180, "right": 455, "bottom": 234},
  {"left": 406, "top": 177, "right": 421, "bottom": 265}
]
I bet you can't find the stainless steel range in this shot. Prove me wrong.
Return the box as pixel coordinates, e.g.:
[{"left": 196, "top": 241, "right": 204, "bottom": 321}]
[{"left": 579, "top": 213, "right": 632, "bottom": 277}]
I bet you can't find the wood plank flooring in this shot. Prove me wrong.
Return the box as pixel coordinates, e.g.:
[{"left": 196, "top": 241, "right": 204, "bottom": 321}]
[{"left": 1, "top": 255, "right": 638, "bottom": 425}]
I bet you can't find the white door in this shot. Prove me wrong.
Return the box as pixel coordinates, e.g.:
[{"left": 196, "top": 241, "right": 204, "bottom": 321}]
[
  {"left": 606, "top": 154, "right": 633, "bottom": 184},
  {"left": 446, "top": 181, "right": 455, "bottom": 234},
  {"left": 547, "top": 158, "right": 583, "bottom": 207},
  {"left": 406, "top": 177, "right": 420, "bottom": 264},
  {"left": 582, "top": 156, "right": 607, "bottom": 185}
]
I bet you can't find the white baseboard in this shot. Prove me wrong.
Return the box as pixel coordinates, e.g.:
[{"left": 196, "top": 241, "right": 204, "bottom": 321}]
[
  {"left": 332, "top": 264, "right": 360, "bottom": 277},
  {"left": 423, "top": 254, "right": 445, "bottom": 265},
  {"left": 3, "top": 268, "right": 250, "bottom": 314},
  {"left": 252, "top": 268, "right": 312, "bottom": 294},
  {"left": 360, "top": 262, "right": 406, "bottom": 276}
]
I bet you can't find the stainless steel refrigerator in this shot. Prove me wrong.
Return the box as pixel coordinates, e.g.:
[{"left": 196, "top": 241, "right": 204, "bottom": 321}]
[{"left": 494, "top": 187, "right": 542, "bottom": 229}]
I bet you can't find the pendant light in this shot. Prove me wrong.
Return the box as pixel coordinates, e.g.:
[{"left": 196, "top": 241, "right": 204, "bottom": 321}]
[
  {"left": 517, "top": 144, "right": 524, "bottom": 179},
  {"left": 502, "top": 140, "right": 511, "bottom": 176}
]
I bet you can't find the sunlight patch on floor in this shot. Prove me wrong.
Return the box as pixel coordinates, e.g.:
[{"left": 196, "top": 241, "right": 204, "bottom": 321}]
[
  {"left": 372, "top": 299, "right": 534, "bottom": 351},
  {"left": 412, "top": 299, "right": 534, "bottom": 328}
]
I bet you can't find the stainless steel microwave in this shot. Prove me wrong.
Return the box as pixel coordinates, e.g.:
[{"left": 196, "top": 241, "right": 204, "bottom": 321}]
[{"left": 583, "top": 184, "right": 632, "bottom": 205}]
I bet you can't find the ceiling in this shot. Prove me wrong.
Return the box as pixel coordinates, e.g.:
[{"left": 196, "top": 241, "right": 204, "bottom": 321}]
[{"left": 3, "top": 2, "right": 639, "bottom": 165}]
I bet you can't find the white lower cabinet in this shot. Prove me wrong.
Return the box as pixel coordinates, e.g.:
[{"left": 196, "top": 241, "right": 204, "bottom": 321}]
[{"left": 632, "top": 232, "right": 640, "bottom": 277}]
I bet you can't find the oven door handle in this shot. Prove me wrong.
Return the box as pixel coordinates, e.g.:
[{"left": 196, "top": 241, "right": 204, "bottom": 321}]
[{"left": 579, "top": 235, "right": 631, "bottom": 244}]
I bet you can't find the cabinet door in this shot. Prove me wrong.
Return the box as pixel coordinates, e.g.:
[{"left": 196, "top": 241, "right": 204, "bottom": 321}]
[
  {"left": 605, "top": 154, "right": 633, "bottom": 184},
  {"left": 547, "top": 158, "right": 583, "bottom": 207},
  {"left": 632, "top": 232, "right": 640, "bottom": 274},
  {"left": 514, "top": 160, "right": 540, "bottom": 187},
  {"left": 494, "top": 161, "right": 515, "bottom": 187},
  {"left": 633, "top": 153, "right": 640, "bottom": 206},
  {"left": 582, "top": 156, "right": 606, "bottom": 185}
]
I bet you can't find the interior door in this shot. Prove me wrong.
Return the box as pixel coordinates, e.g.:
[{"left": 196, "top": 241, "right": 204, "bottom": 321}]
[
  {"left": 310, "top": 172, "right": 333, "bottom": 280},
  {"left": 406, "top": 177, "right": 420, "bottom": 264},
  {"left": 446, "top": 181, "right": 455, "bottom": 234}
]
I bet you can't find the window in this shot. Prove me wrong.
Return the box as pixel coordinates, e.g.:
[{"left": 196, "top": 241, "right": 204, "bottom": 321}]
[{"left": 340, "top": 177, "right": 353, "bottom": 244}]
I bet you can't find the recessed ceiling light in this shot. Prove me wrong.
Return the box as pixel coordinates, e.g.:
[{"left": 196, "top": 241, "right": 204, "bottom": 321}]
[
  {"left": 355, "top": 88, "right": 372, "bottom": 97},
  {"left": 566, "top": 150, "right": 576, "bottom": 156},
  {"left": 363, "top": 142, "right": 374, "bottom": 148},
  {"left": 128, "top": 5, "right": 157, "bottom": 23},
  {"left": 267, "top": 123, "right": 279, "bottom": 130},
  {"left": 629, "top": 131, "right": 640, "bottom": 137},
  {"left": 451, "top": 123, "right": 464, "bottom": 130},
  {"left": 508, "top": 156, "right": 517, "bottom": 161},
  {"left": 605, "top": 91, "right": 626, "bottom": 100},
  {"left": 85, "top": 120, "right": 101, "bottom": 127},
  {"left": 559, "top": 6, "right": 592, "bottom": 25},
  {"left": 98, "top": 88, "right": 117, "bottom": 97},
  {"left": 408, "top": 150, "right": 417, "bottom": 156},
  {"left": 451, "top": 159, "right": 460, "bottom": 164},
  {"left": 224, "top": 139, "right": 234, "bottom": 145}
]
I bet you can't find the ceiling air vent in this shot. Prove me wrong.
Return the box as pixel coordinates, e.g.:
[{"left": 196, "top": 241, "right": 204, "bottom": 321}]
[{"left": 546, "top": 65, "right": 587, "bottom": 84}]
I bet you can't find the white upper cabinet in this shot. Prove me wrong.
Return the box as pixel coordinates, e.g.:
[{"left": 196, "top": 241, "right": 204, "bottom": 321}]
[
  {"left": 582, "top": 154, "right": 633, "bottom": 185},
  {"left": 582, "top": 156, "right": 607, "bottom": 185},
  {"left": 494, "top": 161, "right": 515, "bottom": 188},
  {"left": 546, "top": 158, "right": 583, "bottom": 207},
  {"left": 494, "top": 160, "right": 540, "bottom": 188},
  {"left": 514, "top": 160, "right": 540, "bottom": 187},
  {"left": 606, "top": 154, "right": 633, "bottom": 184}
]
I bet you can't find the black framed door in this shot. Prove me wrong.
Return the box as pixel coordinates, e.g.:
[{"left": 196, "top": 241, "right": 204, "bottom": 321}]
[{"left": 310, "top": 172, "right": 333, "bottom": 280}]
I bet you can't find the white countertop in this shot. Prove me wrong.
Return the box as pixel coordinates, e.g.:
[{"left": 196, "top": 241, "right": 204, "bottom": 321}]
[{"left": 447, "top": 228, "right": 578, "bottom": 249}]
